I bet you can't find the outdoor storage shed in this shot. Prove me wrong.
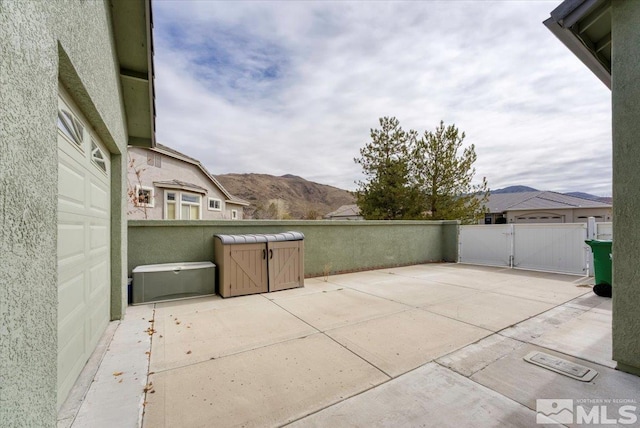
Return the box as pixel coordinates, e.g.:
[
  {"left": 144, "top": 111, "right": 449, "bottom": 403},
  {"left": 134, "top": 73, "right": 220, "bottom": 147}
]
[
  {"left": 131, "top": 261, "right": 216, "bottom": 304},
  {"left": 214, "top": 232, "right": 305, "bottom": 298}
]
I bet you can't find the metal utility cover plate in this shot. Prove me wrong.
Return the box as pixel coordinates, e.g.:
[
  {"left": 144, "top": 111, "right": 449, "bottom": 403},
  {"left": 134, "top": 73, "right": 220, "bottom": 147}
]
[{"left": 524, "top": 352, "right": 598, "bottom": 382}]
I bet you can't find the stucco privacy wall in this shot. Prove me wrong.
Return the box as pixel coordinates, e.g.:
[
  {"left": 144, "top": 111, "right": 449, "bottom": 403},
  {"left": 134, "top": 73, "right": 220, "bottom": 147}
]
[
  {"left": 611, "top": 0, "right": 640, "bottom": 375},
  {"left": 128, "top": 220, "right": 459, "bottom": 277},
  {"left": 1, "top": 1, "right": 128, "bottom": 426}
]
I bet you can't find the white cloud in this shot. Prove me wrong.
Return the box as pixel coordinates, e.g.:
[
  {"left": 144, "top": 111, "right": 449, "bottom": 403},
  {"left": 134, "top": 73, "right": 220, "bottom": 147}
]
[{"left": 152, "top": 0, "right": 612, "bottom": 196}]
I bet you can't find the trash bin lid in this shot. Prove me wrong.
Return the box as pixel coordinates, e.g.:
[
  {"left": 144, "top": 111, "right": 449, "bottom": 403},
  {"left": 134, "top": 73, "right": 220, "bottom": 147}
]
[{"left": 585, "top": 239, "right": 613, "bottom": 247}]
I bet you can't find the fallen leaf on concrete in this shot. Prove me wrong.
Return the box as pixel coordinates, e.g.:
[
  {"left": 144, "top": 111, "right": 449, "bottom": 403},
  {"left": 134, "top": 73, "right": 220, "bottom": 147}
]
[{"left": 113, "top": 371, "right": 124, "bottom": 377}]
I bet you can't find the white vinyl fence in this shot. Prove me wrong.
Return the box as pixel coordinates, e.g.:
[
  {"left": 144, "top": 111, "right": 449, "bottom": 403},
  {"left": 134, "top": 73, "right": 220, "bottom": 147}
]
[
  {"left": 596, "top": 222, "right": 613, "bottom": 240},
  {"left": 459, "top": 223, "right": 593, "bottom": 275}
]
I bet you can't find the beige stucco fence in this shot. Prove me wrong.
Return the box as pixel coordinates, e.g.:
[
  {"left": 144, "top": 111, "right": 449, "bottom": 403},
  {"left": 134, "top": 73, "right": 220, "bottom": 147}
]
[{"left": 128, "top": 220, "right": 459, "bottom": 278}]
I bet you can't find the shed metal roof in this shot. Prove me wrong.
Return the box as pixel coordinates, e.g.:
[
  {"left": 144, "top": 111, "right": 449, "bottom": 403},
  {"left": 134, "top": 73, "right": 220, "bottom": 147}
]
[{"left": 214, "top": 232, "right": 305, "bottom": 244}]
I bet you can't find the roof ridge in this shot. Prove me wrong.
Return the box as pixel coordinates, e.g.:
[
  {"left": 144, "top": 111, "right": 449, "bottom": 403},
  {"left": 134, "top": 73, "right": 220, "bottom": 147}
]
[
  {"left": 151, "top": 142, "right": 242, "bottom": 203},
  {"left": 503, "top": 191, "right": 542, "bottom": 209}
]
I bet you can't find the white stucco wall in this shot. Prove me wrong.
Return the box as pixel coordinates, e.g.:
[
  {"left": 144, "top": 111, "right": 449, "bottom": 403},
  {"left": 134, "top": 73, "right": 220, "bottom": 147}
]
[
  {"left": 127, "top": 147, "right": 244, "bottom": 220},
  {"left": 506, "top": 207, "right": 612, "bottom": 223}
]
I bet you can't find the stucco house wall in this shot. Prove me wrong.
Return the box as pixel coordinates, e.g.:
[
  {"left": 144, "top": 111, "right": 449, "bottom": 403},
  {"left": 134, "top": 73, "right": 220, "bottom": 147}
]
[
  {"left": 127, "top": 145, "right": 246, "bottom": 220},
  {"left": 545, "top": 0, "right": 640, "bottom": 375},
  {"left": 611, "top": 0, "right": 640, "bottom": 376},
  {"left": 1, "top": 1, "right": 148, "bottom": 425},
  {"left": 505, "top": 207, "right": 613, "bottom": 223}
]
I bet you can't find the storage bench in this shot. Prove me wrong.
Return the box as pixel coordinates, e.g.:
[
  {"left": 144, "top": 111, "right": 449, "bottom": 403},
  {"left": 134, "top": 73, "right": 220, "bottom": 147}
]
[{"left": 131, "top": 261, "right": 216, "bottom": 304}]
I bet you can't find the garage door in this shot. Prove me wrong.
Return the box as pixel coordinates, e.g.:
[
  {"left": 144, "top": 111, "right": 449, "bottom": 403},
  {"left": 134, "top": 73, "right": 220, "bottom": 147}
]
[
  {"left": 514, "top": 214, "right": 564, "bottom": 224},
  {"left": 57, "top": 87, "right": 111, "bottom": 408}
]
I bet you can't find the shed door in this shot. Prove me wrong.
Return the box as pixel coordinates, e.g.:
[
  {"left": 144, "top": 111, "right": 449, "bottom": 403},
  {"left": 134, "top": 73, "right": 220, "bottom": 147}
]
[
  {"left": 57, "top": 88, "right": 111, "bottom": 408},
  {"left": 268, "top": 241, "right": 303, "bottom": 292},
  {"left": 229, "top": 243, "right": 268, "bottom": 296}
]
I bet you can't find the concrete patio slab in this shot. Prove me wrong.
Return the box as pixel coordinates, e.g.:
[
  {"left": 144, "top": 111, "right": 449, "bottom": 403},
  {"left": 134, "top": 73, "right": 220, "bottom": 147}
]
[
  {"left": 425, "top": 291, "right": 555, "bottom": 331},
  {"left": 531, "top": 300, "right": 614, "bottom": 368},
  {"left": 288, "top": 362, "right": 545, "bottom": 428},
  {"left": 437, "top": 334, "right": 526, "bottom": 378},
  {"left": 262, "top": 278, "right": 342, "bottom": 300},
  {"left": 143, "top": 334, "right": 389, "bottom": 428},
  {"left": 337, "top": 276, "right": 478, "bottom": 308},
  {"left": 325, "top": 270, "right": 412, "bottom": 287},
  {"left": 153, "top": 293, "right": 266, "bottom": 318},
  {"left": 150, "top": 299, "right": 317, "bottom": 372},
  {"left": 470, "top": 344, "right": 640, "bottom": 414},
  {"left": 326, "top": 309, "right": 491, "bottom": 377},
  {"left": 66, "top": 264, "right": 637, "bottom": 428},
  {"left": 490, "top": 280, "right": 590, "bottom": 305},
  {"left": 273, "top": 288, "right": 408, "bottom": 331},
  {"left": 565, "top": 292, "right": 608, "bottom": 310},
  {"left": 67, "top": 305, "right": 153, "bottom": 428},
  {"left": 499, "top": 304, "right": 587, "bottom": 343}
]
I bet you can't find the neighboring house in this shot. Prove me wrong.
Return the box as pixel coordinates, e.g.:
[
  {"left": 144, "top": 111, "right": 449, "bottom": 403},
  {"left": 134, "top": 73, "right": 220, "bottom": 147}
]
[
  {"left": 545, "top": 0, "right": 640, "bottom": 375},
  {"left": 324, "top": 204, "right": 364, "bottom": 220},
  {"left": 2, "top": 0, "right": 155, "bottom": 424},
  {"left": 482, "top": 191, "right": 612, "bottom": 224},
  {"left": 128, "top": 144, "right": 248, "bottom": 220}
]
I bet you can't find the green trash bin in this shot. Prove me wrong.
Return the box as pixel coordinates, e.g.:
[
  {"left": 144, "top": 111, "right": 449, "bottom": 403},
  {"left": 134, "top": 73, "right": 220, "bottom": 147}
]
[{"left": 586, "top": 240, "right": 612, "bottom": 297}]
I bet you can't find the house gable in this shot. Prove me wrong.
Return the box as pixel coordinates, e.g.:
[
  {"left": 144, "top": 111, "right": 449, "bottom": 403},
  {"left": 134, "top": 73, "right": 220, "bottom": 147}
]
[{"left": 127, "top": 145, "right": 247, "bottom": 220}]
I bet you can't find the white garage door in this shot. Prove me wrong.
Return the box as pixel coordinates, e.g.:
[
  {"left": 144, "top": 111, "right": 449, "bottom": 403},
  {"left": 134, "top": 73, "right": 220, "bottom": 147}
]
[{"left": 57, "top": 87, "right": 111, "bottom": 408}]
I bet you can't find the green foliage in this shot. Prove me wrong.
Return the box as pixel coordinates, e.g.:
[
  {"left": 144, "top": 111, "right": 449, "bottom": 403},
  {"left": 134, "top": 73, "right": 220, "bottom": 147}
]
[
  {"left": 354, "top": 117, "right": 423, "bottom": 220},
  {"left": 355, "top": 117, "right": 488, "bottom": 223},
  {"left": 413, "top": 121, "right": 489, "bottom": 223}
]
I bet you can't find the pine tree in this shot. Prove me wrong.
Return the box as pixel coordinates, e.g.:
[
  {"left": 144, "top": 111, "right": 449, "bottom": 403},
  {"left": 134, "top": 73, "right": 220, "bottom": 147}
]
[
  {"left": 412, "top": 121, "right": 488, "bottom": 223},
  {"left": 354, "top": 117, "right": 422, "bottom": 220}
]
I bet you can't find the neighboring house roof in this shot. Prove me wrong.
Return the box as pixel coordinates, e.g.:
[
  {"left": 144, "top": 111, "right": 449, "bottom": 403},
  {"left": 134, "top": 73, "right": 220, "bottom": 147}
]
[
  {"left": 154, "top": 179, "right": 208, "bottom": 194},
  {"left": 543, "top": 0, "right": 612, "bottom": 89},
  {"left": 485, "top": 191, "right": 612, "bottom": 213},
  {"left": 325, "top": 204, "right": 362, "bottom": 218},
  {"left": 149, "top": 143, "right": 249, "bottom": 206}
]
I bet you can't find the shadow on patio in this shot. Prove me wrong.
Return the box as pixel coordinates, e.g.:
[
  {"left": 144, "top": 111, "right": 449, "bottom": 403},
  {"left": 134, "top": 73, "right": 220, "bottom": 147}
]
[{"left": 65, "top": 264, "right": 639, "bottom": 427}]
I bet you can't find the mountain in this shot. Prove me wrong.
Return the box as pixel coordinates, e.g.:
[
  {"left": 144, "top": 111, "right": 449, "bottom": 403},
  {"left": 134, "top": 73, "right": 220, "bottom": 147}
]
[
  {"left": 491, "top": 185, "right": 539, "bottom": 194},
  {"left": 215, "top": 173, "right": 356, "bottom": 219}
]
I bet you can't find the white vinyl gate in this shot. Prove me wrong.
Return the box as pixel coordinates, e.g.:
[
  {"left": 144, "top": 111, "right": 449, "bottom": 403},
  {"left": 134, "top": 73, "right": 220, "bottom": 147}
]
[{"left": 459, "top": 223, "right": 590, "bottom": 275}]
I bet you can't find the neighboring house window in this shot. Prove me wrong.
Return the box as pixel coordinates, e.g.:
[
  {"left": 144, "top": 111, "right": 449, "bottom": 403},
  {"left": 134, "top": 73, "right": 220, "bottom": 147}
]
[
  {"left": 231, "top": 209, "right": 238, "bottom": 219},
  {"left": 147, "top": 153, "right": 161, "bottom": 168},
  {"left": 165, "top": 192, "right": 177, "bottom": 219},
  {"left": 181, "top": 193, "right": 201, "bottom": 220},
  {"left": 164, "top": 191, "right": 202, "bottom": 219},
  {"left": 208, "top": 198, "right": 222, "bottom": 211},
  {"left": 136, "top": 185, "right": 154, "bottom": 207}
]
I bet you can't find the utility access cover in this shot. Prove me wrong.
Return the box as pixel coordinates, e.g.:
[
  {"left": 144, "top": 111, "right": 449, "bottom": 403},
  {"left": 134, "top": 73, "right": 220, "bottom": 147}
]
[{"left": 524, "top": 351, "right": 598, "bottom": 382}]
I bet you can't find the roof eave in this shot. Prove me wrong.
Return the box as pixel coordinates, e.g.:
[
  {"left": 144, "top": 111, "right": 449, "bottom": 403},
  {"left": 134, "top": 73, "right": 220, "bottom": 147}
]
[
  {"left": 543, "top": 0, "right": 611, "bottom": 90},
  {"left": 111, "top": 0, "right": 156, "bottom": 147}
]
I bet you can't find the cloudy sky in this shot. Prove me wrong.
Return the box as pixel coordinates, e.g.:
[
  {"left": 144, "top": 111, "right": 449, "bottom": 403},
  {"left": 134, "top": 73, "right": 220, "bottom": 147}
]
[{"left": 152, "top": 0, "right": 612, "bottom": 196}]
